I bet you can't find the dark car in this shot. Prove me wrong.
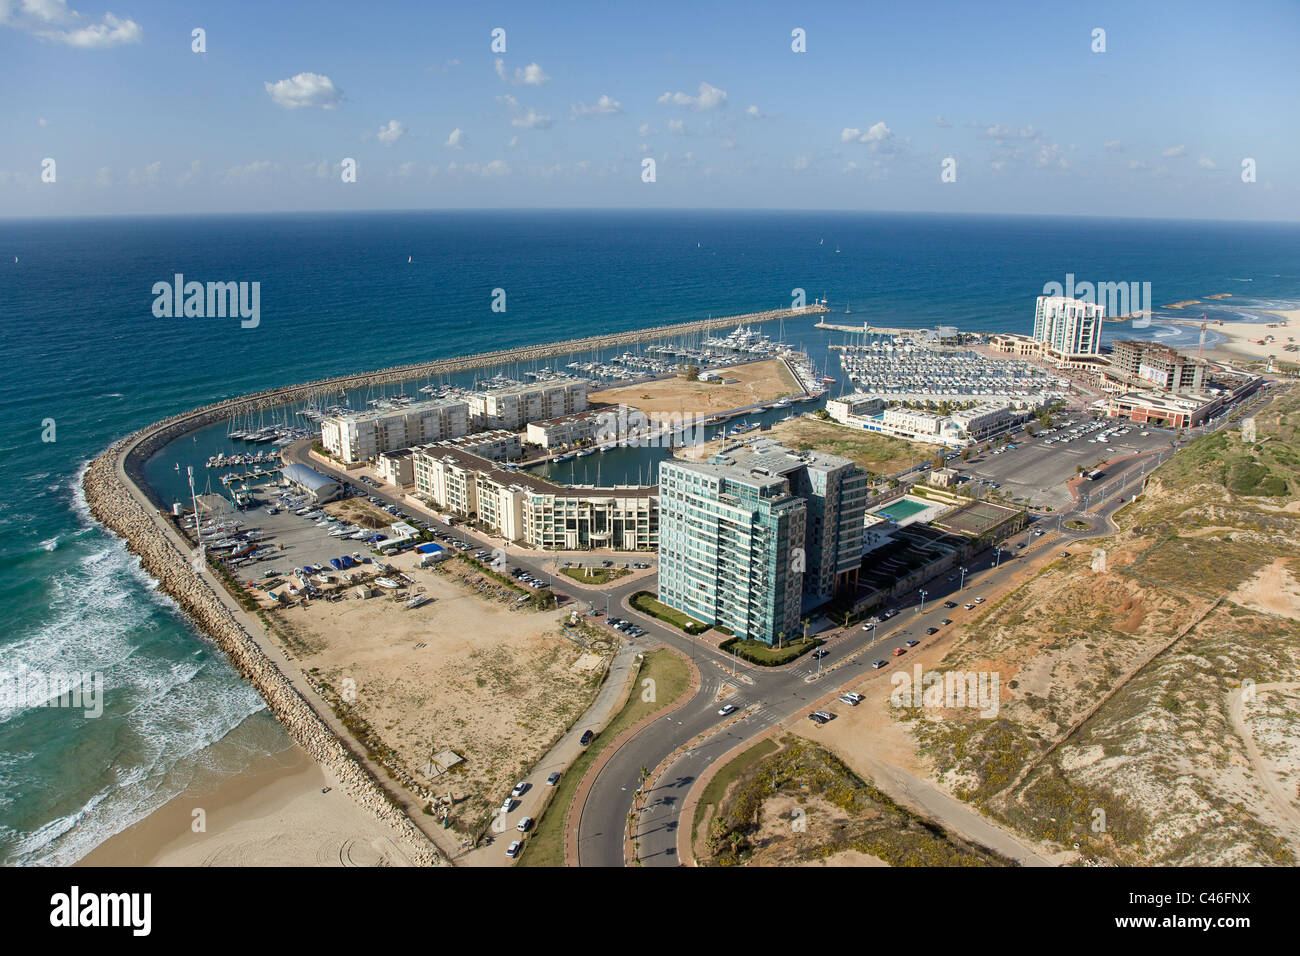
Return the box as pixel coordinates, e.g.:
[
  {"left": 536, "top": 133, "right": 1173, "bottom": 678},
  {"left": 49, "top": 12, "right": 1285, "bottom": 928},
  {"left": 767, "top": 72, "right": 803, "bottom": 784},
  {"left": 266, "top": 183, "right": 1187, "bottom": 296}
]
[
  {"left": 944, "top": 601, "right": 958, "bottom": 609},
  {"left": 907, "top": 639, "right": 921, "bottom": 647},
  {"left": 811, "top": 648, "right": 829, "bottom": 659},
  {"left": 925, "top": 627, "right": 939, "bottom": 635},
  {"left": 579, "top": 730, "right": 594, "bottom": 746}
]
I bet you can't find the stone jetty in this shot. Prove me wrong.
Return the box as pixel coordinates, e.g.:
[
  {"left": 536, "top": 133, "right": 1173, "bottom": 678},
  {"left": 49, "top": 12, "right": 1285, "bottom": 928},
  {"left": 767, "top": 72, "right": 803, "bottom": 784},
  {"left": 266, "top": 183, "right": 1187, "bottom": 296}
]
[
  {"left": 80, "top": 305, "right": 826, "bottom": 865},
  {"left": 84, "top": 443, "right": 445, "bottom": 866}
]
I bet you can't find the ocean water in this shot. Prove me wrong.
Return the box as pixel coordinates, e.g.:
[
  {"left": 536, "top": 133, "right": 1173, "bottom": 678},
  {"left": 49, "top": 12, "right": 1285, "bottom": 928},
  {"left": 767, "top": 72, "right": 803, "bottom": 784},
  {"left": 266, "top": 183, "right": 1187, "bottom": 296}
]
[{"left": 1, "top": 210, "right": 1298, "bottom": 865}]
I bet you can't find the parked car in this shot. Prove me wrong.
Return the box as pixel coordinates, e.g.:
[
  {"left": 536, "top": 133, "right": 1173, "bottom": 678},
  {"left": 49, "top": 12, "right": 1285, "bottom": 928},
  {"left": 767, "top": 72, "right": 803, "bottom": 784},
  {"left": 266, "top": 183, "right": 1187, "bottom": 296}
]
[
  {"left": 941, "top": 618, "right": 952, "bottom": 626},
  {"left": 506, "top": 840, "right": 523, "bottom": 858},
  {"left": 811, "top": 648, "right": 829, "bottom": 659},
  {"left": 838, "top": 694, "right": 859, "bottom": 706},
  {"left": 579, "top": 730, "right": 594, "bottom": 746},
  {"left": 891, "top": 647, "right": 907, "bottom": 656},
  {"left": 964, "top": 603, "right": 976, "bottom": 610},
  {"left": 871, "top": 659, "right": 887, "bottom": 669},
  {"left": 546, "top": 772, "right": 561, "bottom": 786},
  {"left": 944, "top": 601, "right": 958, "bottom": 609},
  {"left": 511, "top": 781, "right": 528, "bottom": 798},
  {"left": 516, "top": 817, "right": 534, "bottom": 832}
]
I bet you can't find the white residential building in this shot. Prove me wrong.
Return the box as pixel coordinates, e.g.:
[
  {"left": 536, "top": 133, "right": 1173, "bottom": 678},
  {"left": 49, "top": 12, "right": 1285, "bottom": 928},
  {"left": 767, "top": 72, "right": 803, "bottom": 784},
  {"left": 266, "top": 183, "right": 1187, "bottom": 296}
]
[
  {"left": 1033, "top": 295, "right": 1105, "bottom": 357},
  {"left": 321, "top": 398, "right": 469, "bottom": 463},
  {"left": 467, "top": 378, "right": 589, "bottom": 431}
]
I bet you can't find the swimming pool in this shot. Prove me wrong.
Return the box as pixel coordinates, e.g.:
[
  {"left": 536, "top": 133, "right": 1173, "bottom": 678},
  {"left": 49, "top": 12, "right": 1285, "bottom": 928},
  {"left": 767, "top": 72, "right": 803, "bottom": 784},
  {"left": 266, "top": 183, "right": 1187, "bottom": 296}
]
[{"left": 874, "top": 498, "right": 929, "bottom": 522}]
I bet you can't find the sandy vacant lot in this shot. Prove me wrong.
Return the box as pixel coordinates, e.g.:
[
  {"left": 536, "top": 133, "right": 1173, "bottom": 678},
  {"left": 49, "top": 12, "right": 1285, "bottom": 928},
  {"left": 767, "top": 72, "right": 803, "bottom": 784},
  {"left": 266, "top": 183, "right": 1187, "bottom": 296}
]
[
  {"left": 589, "top": 358, "right": 801, "bottom": 417},
  {"left": 273, "top": 551, "right": 610, "bottom": 832},
  {"left": 680, "top": 415, "right": 931, "bottom": 477}
]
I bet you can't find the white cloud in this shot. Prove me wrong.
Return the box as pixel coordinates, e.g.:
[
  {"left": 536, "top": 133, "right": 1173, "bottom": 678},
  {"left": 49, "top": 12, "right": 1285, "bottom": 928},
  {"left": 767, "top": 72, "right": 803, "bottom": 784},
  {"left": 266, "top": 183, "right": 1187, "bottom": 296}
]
[
  {"left": 637, "top": 122, "right": 658, "bottom": 137},
  {"left": 841, "top": 121, "right": 892, "bottom": 144},
  {"left": 744, "top": 105, "right": 764, "bottom": 119},
  {"left": 1, "top": 1, "right": 142, "bottom": 47},
  {"left": 1162, "top": 144, "right": 1186, "bottom": 157},
  {"left": 1197, "top": 156, "right": 1216, "bottom": 169},
  {"left": 425, "top": 58, "right": 460, "bottom": 73},
  {"left": 573, "top": 94, "right": 623, "bottom": 116},
  {"left": 793, "top": 154, "right": 811, "bottom": 171},
  {"left": 658, "top": 82, "right": 727, "bottom": 111},
  {"left": 494, "top": 58, "right": 549, "bottom": 86},
  {"left": 505, "top": 135, "right": 518, "bottom": 149},
  {"left": 128, "top": 161, "right": 161, "bottom": 186},
  {"left": 453, "top": 159, "right": 510, "bottom": 177},
  {"left": 1034, "top": 143, "right": 1069, "bottom": 169},
  {"left": 376, "top": 119, "right": 406, "bottom": 146},
  {"left": 667, "top": 119, "right": 686, "bottom": 136},
  {"left": 935, "top": 115, "right": 951, "bottom": 128},
  {"left": 1129, "top": 159, "right": 1149, "bottom": 170},
  {"left": 983, "top": 123, "right": 1040, "bottom": 142},
  {"left": 1104, "top": 139, "right": 1123, "bottom": 152},
  {"left": 178, "top": 159, "right": 201, "bottom": 185},
  {"left": 222, "top": 160, "right": 275, "bottom": 184},
  {"left": 499, "top": 94, "right": 551, "bottom": 129},
  {"left": 38, "top": 116, "right": 48, "bottom": 127},
  {"left": 265, "top": 73, "right": 343, "bottom": 110},
  {"left": 444, "top": 128, "right": 465, "bottom": 149},
  {"left": 515, "top": 62, "right": 549, "bottom": 86},
  {"left": 720, "top": 137, "right": 737, "bottom": 150}
]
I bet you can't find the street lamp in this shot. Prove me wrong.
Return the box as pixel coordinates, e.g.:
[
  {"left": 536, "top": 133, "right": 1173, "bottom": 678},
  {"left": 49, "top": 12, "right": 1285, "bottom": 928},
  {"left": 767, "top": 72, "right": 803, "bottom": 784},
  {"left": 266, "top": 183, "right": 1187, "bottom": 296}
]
[
  {"left": 918, "top": 589, "right": 928, "bottom": 615},
  {"left": 959, "top": 566, "right": 967, "bottom": 591},
  {"left": 993, "top": 546, "right": 1003, "bottom": 568}
]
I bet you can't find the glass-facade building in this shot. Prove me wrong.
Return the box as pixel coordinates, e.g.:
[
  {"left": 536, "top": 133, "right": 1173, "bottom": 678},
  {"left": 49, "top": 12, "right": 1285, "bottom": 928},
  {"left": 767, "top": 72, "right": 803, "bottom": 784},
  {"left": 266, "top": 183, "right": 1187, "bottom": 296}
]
[{"left": 657, "top": 441, "right": 868, "bottom": 644}]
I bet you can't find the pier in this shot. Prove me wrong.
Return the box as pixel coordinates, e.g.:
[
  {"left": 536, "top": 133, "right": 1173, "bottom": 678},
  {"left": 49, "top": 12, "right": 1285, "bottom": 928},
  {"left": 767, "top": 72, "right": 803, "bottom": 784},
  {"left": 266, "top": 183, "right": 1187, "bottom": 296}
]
[{"left": 815, "top": 321, "right": 919, "bottom": 335}]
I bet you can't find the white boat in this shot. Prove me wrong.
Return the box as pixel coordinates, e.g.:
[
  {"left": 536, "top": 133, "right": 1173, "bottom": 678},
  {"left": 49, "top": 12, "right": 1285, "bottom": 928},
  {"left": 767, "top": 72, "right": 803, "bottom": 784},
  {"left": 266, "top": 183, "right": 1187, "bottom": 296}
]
[
  {"left": 375, "top": 577, "right": 401, "bottom": 589},
  {"left": 405, "top": 593, "right": 432, "bottom": 609}
]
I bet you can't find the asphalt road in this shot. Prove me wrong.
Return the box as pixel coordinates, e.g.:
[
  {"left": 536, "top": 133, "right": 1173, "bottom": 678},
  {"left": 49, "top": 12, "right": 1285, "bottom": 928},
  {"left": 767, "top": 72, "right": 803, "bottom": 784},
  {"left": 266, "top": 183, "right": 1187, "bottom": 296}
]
[{"left": 282, "top": 382, "right": 1273, "bottom": 867}]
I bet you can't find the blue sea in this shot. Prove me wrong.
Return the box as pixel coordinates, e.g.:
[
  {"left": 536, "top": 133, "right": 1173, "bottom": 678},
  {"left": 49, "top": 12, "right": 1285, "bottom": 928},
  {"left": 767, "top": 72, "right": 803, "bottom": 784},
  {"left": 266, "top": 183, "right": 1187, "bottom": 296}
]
[{"left": 1, "top": 210, "right": 1298, "bottom": 865}]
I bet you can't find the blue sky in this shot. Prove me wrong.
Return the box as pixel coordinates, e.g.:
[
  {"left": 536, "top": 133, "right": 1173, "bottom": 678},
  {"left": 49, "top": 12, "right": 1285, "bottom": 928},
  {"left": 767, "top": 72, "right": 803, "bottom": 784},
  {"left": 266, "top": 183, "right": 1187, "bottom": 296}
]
[{"left": 3, "top": 0, "right": 1298, "bottom": 219}]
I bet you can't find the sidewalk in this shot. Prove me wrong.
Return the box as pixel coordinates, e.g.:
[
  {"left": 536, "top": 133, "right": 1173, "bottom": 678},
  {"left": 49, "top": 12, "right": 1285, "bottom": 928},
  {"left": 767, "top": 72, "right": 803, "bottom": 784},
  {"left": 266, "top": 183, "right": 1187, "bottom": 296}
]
[{"left": 461, "top": 637, "right": 644, "bottom": 866}]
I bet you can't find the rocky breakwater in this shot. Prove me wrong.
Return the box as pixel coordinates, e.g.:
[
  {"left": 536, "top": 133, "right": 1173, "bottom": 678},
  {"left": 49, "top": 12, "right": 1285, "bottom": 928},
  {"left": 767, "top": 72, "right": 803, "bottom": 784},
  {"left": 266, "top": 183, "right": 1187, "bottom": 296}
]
[{"left": 83, "top": 439, "right": 444, "bottom": 867}]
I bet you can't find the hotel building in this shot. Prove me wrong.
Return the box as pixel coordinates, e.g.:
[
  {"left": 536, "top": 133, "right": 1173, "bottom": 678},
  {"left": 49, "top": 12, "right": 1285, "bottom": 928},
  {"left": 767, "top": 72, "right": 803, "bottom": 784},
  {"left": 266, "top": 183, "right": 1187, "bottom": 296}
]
[
  {"left": 1033, "top": 295, "right": 1105, "bottom": 357},
  {"left": 657, "top": 440, "right": 868, "bottom": 644},
  {"left": 1107, "top": 340, "right": 1206, "bottom": 394}
]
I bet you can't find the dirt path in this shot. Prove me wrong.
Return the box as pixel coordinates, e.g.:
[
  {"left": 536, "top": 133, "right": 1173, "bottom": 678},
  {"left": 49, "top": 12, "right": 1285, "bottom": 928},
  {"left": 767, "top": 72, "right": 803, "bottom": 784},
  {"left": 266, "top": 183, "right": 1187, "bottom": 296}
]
[{"left": 1227, "top": 682, "right": 1300, "bottom": 838}]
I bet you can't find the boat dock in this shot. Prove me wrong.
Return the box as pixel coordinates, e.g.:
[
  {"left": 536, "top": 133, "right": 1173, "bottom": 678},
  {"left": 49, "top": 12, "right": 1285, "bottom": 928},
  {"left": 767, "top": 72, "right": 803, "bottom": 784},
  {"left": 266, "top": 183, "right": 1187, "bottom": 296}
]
[{"left": 816, "top": 321, "right": 917, "bottom": 335}]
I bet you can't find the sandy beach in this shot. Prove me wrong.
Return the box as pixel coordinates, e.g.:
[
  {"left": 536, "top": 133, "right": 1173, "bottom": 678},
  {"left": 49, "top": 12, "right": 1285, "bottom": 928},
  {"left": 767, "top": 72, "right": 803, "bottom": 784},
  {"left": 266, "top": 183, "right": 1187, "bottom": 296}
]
[
  {"left": 80, "top": 742, "right": 422, "bottom": 867},
  {"left": 1198, "top": 309, "right": 1300, "bottom": 364}
]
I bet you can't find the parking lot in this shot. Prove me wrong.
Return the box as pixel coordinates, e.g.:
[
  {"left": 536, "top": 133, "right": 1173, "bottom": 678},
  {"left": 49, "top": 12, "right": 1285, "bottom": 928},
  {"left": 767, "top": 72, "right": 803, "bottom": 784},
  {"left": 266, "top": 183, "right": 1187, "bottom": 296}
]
[{"left": 953, "top": 417, "right": 1177, "bottom": 510}]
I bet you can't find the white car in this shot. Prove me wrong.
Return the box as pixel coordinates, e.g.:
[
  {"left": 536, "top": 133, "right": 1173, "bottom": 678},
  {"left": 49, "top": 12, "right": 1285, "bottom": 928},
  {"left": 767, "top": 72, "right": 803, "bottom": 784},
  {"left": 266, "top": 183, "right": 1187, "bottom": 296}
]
[
  {"left": 516, "top": 816, "right": 534, "bottom": 832},
  {"left": 506, "top": 840, "right": 523, "bottom": 858},
  {"left": 717, "top": 704, "right": 737, "bottom": 717},
  {"left": 511, "top": 781, "right": 528, "bottom": 798}
]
